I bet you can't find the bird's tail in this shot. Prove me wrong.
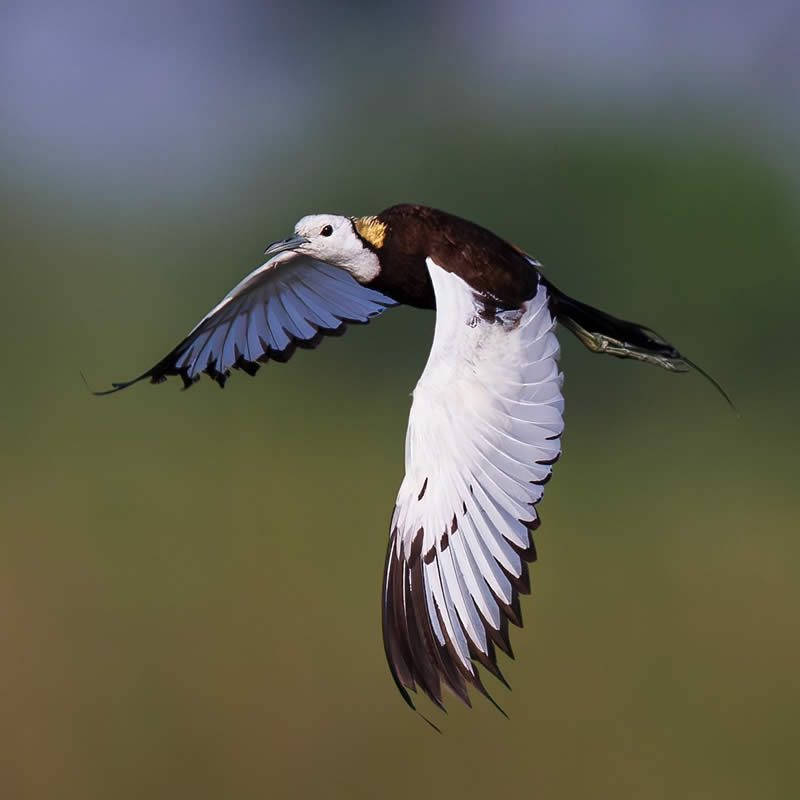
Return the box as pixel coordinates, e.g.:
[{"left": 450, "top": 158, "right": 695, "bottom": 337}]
[{"left": 543, "top": 277, "right": 734, "bottom": 408}]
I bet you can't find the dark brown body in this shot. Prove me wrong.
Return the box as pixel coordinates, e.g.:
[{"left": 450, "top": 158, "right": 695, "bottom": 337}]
[{"left": 366, "top": 205, "right": 540, "bottom": 310}]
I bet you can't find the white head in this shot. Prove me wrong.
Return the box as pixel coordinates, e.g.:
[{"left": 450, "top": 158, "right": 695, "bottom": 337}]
[{"left": 264, "top": 213, "right": 382, "bottom": 283}]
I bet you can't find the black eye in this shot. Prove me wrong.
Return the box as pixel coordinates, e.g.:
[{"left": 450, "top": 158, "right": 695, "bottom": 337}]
[{"left": 320, "top": 224, "right": 333, "bottom": 237}]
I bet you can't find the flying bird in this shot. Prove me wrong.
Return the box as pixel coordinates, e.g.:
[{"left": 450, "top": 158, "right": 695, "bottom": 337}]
[{"left": 95, "top": 204, "right": 727, "bottom": 714}]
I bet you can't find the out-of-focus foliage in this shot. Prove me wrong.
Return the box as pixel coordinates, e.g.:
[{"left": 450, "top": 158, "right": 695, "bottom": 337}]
[{"left": 1, "top": 3, "right": 798, "bottom": 799}]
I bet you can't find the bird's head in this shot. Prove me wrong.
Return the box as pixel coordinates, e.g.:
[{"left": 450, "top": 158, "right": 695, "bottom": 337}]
[{"left": 264, "top": 213, "right": 385, "bottom": 283}]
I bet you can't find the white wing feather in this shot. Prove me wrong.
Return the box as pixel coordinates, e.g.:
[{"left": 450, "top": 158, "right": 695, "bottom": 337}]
[
  {"left": 98, "top": 254, "right": 396, "bottom": 392},
  {"left": 382, "top": 258, "right": 563, "bottom": 709}
]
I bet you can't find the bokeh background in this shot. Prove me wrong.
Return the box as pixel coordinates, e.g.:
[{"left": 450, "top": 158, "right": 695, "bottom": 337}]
[{"left": 2, "top": 2, "right": 799, "bottom": 798}]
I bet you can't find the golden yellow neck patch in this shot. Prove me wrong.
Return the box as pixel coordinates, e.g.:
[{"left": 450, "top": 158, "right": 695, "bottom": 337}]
[{"left": 354, "top": 216, "right": 387, "bottom": 249}]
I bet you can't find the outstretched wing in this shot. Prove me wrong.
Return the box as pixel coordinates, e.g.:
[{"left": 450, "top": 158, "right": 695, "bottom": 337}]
[
  {"left": 96, "top": 255, "right": 397, "bottom": 393},
  {"left": 382, "top": 257, "right": 564, "bottom": 711}
]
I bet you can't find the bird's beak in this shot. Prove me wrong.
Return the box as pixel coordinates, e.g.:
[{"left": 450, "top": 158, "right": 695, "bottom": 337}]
[{"left": 264, "top": 233, "right": 310, "bottom": 257}]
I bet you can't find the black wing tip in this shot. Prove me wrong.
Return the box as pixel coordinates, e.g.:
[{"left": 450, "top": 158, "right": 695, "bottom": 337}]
[
  {"left": 391, "top": 681, "right": 444, "bottom": 734},
  {"left": 382, "top": 528, "right": 522, "bottom": 722},
  {"left": 82, "top": 370, "right": 148, "bottom": 396},
  {"left": 419, "top": 713, "right": 443, "bottom": 734},
  {"left": 86, "top": 359, "right": 246, "bottom": 396},
  {"left": 482, "top": 689, "right": 509, "bottom": 719},
  {"left": 92, "top": 381, "right": 137, "bottom": 396}
]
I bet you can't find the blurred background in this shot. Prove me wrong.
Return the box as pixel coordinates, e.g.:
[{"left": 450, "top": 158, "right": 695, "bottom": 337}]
[{"left": 1, "top": 2, "right": 799, "bottom": 798}]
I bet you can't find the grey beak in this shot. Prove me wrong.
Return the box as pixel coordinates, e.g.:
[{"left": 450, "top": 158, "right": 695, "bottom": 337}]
[{"left": 264, "top": 233, "right": 310, "bottom": 257}]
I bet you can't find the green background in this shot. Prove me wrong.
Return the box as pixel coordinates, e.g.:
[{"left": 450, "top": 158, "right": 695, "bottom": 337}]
[{"left": 2, "top": 6, "right": 799, "bottom": 799}]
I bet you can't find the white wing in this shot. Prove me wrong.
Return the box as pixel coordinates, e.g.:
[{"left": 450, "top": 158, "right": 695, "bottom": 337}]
[
  {"left": 382, "top": 258, "right": 564, "bottom": 710},
  {"left": 97, "top": 255, "right": 397, "bottom": 393}
]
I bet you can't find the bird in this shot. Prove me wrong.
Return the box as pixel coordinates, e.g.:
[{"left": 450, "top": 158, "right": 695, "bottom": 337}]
[{"left": 95, "top": 203, "right": 728, "bottom": 716}]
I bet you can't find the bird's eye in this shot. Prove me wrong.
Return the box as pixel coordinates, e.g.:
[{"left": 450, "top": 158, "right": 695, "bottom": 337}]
[{"left": 320, "top": 224, "right": 333, "bottom": 237}]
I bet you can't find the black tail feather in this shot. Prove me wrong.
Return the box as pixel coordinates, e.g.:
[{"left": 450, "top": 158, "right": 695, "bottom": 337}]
[
  {"left": 681, "top": 356, "right": 737, "bottom": 412},
  {"left": 544, "top": 278, "right": 734, "bottom": 410}
]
